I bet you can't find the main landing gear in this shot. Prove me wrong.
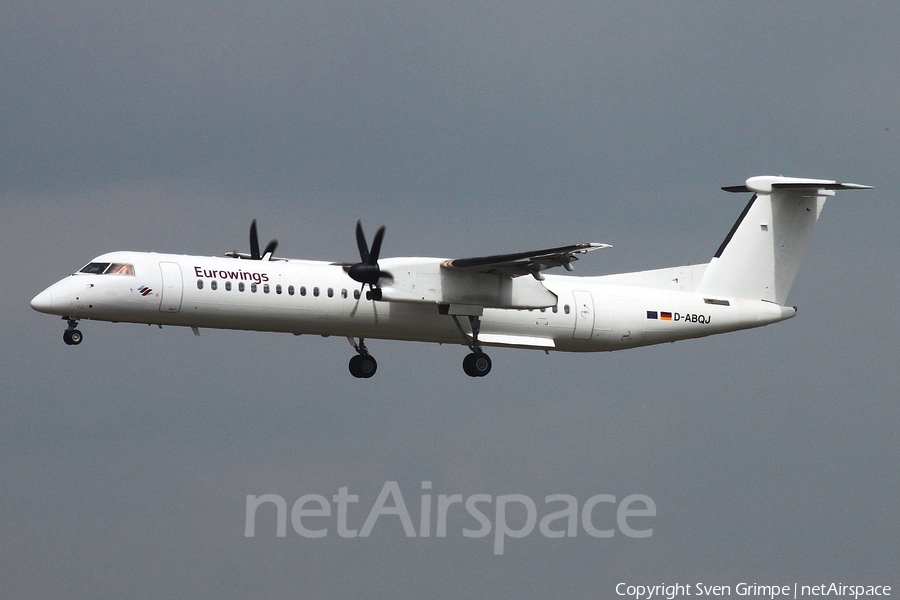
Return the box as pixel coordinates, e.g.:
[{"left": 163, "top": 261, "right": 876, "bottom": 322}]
[
  {"left": 347, "top": 337, "right": 377, "bottom": 378},
  {"left": 462, "top": 351, "right": 492, "bottom": 378},
  {"left": 346, "top": 312, "right": 494, "bottom": 379},
  {"left": 62, "top": 318, "right": 83, "bottom": 346},
  {"left": 451, "top": 314, "right": 492, "bottom": 378}
]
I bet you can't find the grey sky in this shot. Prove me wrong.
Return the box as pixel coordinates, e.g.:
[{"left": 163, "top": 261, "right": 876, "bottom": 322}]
[{"left": 2, "top": 2, "right": 898, "bottom": 598}]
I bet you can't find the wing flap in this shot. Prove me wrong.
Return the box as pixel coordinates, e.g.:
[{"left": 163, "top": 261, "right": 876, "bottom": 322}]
[{"left": 442, "top": 243, "right": 609, "bottom": 279}]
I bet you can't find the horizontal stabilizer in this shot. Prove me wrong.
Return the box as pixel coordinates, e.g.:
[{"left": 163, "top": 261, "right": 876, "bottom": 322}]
[{"left": 723, "top": 176, "right": 873, "bottom": 194}]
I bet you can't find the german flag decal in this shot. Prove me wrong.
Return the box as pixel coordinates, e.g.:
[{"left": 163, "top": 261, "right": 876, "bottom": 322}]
[{"left": 647, "top": 311, "right": 674, "bottom": 320}]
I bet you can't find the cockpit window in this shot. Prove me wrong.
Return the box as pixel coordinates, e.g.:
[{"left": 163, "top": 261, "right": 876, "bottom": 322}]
[
  {"left": 106, "top": 263, "right": 135, "bottom": 275},
  {"left": 78, "top": 262, "right": 135, "bottom": 275},
  {"left": 80, "top": 262, "right": 110, "bottom": 274}
]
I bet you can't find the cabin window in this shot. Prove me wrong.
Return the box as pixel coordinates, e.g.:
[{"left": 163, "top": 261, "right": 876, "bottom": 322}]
[
  {"left": 341, "top": 289, "right": 348, "bottom": 299},
  {"left": 353, "top": 289, "right": 361, "bottom": 300},
  {"left": 197, "top": 280, "right": 203, "bottom": 289},
  {"left": 552, "top": 305, "right": 558, "bottom": 313},
  {"left": 211, "top": 280, "right": 218, "bottom": 290},
  {"left": 225, "top": 281, "right": 232, "bottom": 291},
  {"left": 540, "top": 308, "right": 546, "bottom": 313},
  {"left": 300, "top": 286, "right": 306, "bottom": 296},
  {"left": 288, "top": 285, "right": 295, "bottom": 296},
  {"left": 239, "top": 282, "right": 245, "bottom": 292},
  {"left": 263, "top": 284, "right": 270, "bottom": 294},
  {"left": 251, "top": 283, "right": 258, "bottom": 293},
  {"left": 564, "top": 304, "right": 571, "bottom": 315},
  {"left": 276, "top": 284, "right": 282, "bottom": 295},
  {"left": 327, "top": 288, "right": 334, "bottom": 298},
  {"left": 313, "top": 287, "right": 319, "bottom": 297}
]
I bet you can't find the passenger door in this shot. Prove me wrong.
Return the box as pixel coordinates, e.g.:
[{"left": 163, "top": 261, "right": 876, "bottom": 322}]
[
  {"left": 159, "top": 262, "right": 183, "bottom": 313},
  {"left": 572, "top": 290, "right": 594, "bottom": 340}
]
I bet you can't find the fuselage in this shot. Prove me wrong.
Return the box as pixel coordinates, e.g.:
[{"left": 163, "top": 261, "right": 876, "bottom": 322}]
[{"left": 31, "top": 250, "right": 796, "bottom": 353}]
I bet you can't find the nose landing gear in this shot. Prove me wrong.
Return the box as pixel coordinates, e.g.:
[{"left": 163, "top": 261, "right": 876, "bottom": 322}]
[{"left": 62, "top": 318, "right": 83, "bottom": 345}]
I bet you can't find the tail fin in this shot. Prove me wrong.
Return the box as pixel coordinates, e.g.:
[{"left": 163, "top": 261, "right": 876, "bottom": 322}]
[{"left": 696, "top": 176, "right": 872, "bottom": 304}]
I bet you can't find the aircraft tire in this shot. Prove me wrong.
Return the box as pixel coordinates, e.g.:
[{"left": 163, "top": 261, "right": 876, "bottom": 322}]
[
  {"left": 349, "top": 355, "right": 362, "bottom": 377},
  {"left": 358, "top": 355, "right": 377, "bottom": 378},
  {"left": 63, "top": 329, "right": 83, "bottom": 346},
  {"left": 349, "top": 354, "right": 377, "bottom": 378},
  {"left": 463, "top": 352, "right": 491, "bottom": 377}
]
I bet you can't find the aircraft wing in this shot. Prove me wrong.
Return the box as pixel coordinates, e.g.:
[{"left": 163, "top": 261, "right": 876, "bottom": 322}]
[{"left": 441, "top": 243, "right": 610, "bottom": 279}]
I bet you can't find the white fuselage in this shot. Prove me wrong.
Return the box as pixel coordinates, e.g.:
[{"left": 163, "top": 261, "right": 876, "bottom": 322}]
[{"left": 32, "top": 250, "right": 795, "bottom": 353}]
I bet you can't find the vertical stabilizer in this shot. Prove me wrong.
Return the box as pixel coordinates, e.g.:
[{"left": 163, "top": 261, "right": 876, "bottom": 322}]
[{"left": 697, "top": 176, "right": 871, "bottom": 304}]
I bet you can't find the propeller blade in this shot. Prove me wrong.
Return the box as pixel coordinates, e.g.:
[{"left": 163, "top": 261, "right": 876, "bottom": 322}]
[
  {"left": 355, "top": 221, "right": 370, "bottom": 263},
  {"left": 368, "top": 226, "right": 385, "bottom": 265},
  {"left": 250, "top": 220, "right": 261, "bottom": 260},
  {"left": 349, "top": 282, "right": 365, "bottom": 317},
  {"left": 262, "top": 239, "right": 278, "bottom": 258}
]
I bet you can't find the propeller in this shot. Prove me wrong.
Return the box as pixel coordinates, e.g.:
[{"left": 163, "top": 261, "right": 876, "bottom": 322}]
[
  {"left": 347, "top": 221, "right": 391, "bottom": 300},
  {"left": 248, "top": 219, "right": 278, "bottom": 260}
]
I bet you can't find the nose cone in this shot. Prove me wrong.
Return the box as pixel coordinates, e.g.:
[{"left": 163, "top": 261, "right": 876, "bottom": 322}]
[
  {"left": 31, "top": 279, "right": 73, "bottom": 315},
  {"left": 31, "top": 288, "right": 54, "bottom": 313}
]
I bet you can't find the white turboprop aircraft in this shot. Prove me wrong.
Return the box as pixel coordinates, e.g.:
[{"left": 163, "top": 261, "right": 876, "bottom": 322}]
[{"left": 32, "top": 176, "right": 870, "bottom": 378}]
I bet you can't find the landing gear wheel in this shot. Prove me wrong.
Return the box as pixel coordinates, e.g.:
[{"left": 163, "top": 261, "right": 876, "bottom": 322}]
[
  {"left": 63, "top": 329, "right": 83, "bottom": 346},
  {"left": 349, "top": 354, "right": 377, "bottom": 378},
  {"left": 463, "top": 352, "right": 491, "bottom": 377}
]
